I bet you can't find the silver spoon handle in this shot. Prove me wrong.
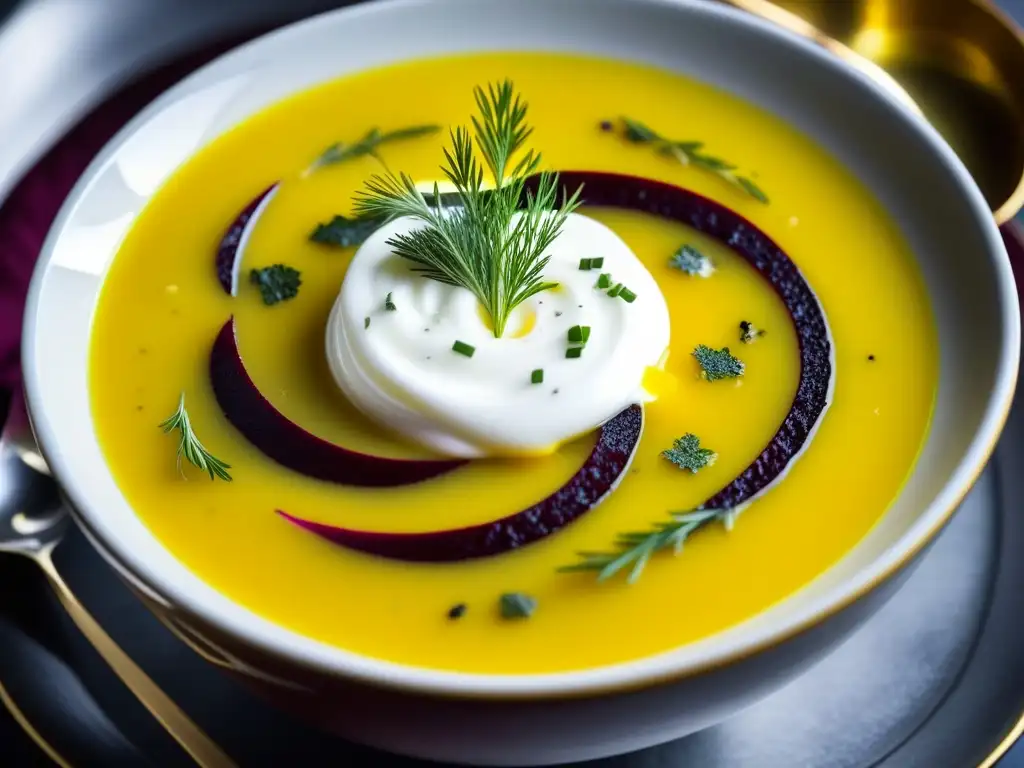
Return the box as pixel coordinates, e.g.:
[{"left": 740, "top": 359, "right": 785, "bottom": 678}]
[{"left": 34, "top": 544, "right": 237, "bottom": 768}]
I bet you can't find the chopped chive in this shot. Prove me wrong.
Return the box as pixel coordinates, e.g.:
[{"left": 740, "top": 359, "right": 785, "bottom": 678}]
[
  {"left": 607, "top": 283, "right": 623, "bottom": 298},
  {"left": 566, "top": 346, "right": 583, "bottom": 359},
  {"left": 384, "top": 291, "right": 397, "bottom": 311},
  {"left": 567, "top": 325, "right": 586, "bottom": 344},
  {"left": 596, "top": 273, "right": 612, "bottom": 289},
  {"left": 591, "top": 257, "right": 604, "bottom": 269},
  {"left": 364, "top": 316, "right": 371, "bottom": 329},
  {"left": 452, "top": 340, "right": 476, "bottom": 357},
  {"left": 566, "top": 325, "right": 591, "bottom": 344},
  {"left": 619, "top": 287, "right": 637, "bottom": 303},
  {"left": 500, "top": 592, "right": 537, "bottom": 619},
  {"left": 531, "top": 368, "right": 544, "bottom": 384},
  {"left": 578, "top": 258, "right": 593, "bottom": 270}
]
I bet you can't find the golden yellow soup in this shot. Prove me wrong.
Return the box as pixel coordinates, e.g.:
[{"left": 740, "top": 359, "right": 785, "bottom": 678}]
[{"left": 89, "top": 53, "right": 937, "bottom": 674}]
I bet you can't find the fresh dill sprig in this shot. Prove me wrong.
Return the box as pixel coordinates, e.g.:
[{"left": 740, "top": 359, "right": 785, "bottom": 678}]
[
  {"left": 617, "top": 118, "right": 768, "bottom": 203},
  {"left": 306, "top": 124, "right": 440, "bottom": 175},
  {"left": 662, "top": 434, "right": 717, "bottom": 473},
  {"left": 352, "top": 80, "right": 583, "bottom": 338},
  {"left": 158, "top": 393, "right": 232, "bottom": 481},
  {"left": 558, "top": 509, "right": 731, "bottom": 583}
]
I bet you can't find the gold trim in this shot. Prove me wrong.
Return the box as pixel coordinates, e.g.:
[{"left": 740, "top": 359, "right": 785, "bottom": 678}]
[
  {"left": 972, "top": 0, "right": 1024, "bottom": 224},
  {"left": 32, "top": 545, "right": 237, "bottom": 768},
  {"left": 0, "top": 678, "right": 73, "bottom": 768}
]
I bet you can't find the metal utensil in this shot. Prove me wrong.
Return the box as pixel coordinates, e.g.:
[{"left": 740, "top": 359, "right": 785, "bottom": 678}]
[
  {"left": 0, "top": 393, "right": 237, "bottom": 768},
  {"left": 730, "top": 0, "right": 1024, "bottom": 224}
]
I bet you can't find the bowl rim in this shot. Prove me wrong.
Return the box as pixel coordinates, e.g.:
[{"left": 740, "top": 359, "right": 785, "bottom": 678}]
[{"left": 20, "top": 0, "right": 1021, "bottom": 699}]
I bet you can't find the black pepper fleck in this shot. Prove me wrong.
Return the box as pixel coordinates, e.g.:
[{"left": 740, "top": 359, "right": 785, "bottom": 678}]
[
  {"left": 599, "top": 120, "right": 614, "bottom": 132},
  {"left": 448, "top": 603, "right": 467, "bottom": 620},
  {"left": 136, "top": 405, "right": 144, "bottom": 412},
  {"left": 552, "top": 388, "right": 560, "bottom": 395},
  {"left": 555, "top": 311, "right": 563, "bottom": 317},
  {"left": 139, "top": 348, "right": 148, "bottom": 355},
  {"left": 868, "top": 355, "right": 875, "bottom": 361}
]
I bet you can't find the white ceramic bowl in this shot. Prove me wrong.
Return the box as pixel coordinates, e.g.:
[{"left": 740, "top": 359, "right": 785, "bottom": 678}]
[{"left": 21, "top": 0, "right": 1020, "bottom": 764}]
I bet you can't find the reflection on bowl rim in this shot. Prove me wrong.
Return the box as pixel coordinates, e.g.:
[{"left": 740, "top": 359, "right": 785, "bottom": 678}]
[{"left": 20, "top": 0, "right": 1021, "bottom": 699}]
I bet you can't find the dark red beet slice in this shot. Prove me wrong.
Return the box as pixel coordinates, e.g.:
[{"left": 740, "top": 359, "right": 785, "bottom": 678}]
[
  {"left": 525, "top": 172, "right": 833, "bottom": 511},
  {"left": 215, "top": 184, "right": 279, "bottom": 296},
  {"left": 276, "top": 404, "right": 643, "bottom": 561},
  {"left": 209, "top": 317, "right": 464, "bottom": 486}
]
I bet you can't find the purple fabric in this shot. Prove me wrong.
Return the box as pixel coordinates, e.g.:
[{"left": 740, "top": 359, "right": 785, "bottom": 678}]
[{"left": 0, "top": 41, "right": 248, "bottom": 399}]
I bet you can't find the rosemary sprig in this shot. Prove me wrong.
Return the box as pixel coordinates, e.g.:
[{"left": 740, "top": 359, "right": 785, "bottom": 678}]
[
  {"left": 158, "top": 392, "right": 232, "bottom": 481},
  {"left": 306, "top": 124, "right": 440, "bottom": 175},
  {"left": 617, "top": 118, "right": 768, "bottom": 203},
  {"left": 559, "top": 508, "right": 732, "bottom": 583},
  {"left": 352, "top": 80, "right": 583, "bottom": 338}
]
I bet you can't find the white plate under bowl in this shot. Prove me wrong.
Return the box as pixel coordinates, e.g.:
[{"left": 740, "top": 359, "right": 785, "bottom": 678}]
[{"left": 17, "top": 0, "right": 1020, "bottom": 763}]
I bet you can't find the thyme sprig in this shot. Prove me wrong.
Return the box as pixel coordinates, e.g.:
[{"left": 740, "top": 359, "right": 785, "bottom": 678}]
[
  {"left": 158, "top": 392, "right": 232, "bottom": 481},
  {"left": 617, "top": 118, "right": 768, "bottom": 203},
  {"left": 559, "top": 508, "right": 735, "bottom": 583},
  {"left": 352, "top": 81, "right": 582, "bottom": 338},
  {"left": 306, "top": 124, "right": 440, "bottom": 175}
]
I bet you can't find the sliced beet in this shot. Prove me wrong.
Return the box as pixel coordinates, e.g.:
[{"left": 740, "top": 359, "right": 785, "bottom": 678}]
[
  {"left": 216, "top": 183, "right": 279, "bottom": 296},
  {"left": 522, "top": 171, "right": 833, "bottom": 511},
  {"left": 277, "top": 404, "right": 643, "bottom": 561},
  {"left": 209, "top": 317, "right": 464, "bottom": 486}
]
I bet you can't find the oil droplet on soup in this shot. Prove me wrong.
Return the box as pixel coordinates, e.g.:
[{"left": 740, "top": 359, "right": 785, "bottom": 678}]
[{"left": 89, "top": 52, "right": 937, "bottom": 674}]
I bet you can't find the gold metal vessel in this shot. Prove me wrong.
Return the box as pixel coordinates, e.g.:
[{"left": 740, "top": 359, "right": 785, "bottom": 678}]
[{"left": 731, "top": 0, "right": 1024, "bottom": 224}]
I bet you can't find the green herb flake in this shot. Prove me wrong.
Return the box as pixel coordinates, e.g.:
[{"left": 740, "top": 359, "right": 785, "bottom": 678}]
[
  {"left": 364, "top": 317, "right": 371, "bottom": 329},
  {"left": 591, "top": 257, "right": 604, "bottom": 269},
  {"left": 566, "top": 346, "right": 583, "bottom": 359},
  {"left": 739, "top": 320, "right": 765, "bottom": 343},
  {"left": 669, "top": 245, "right": 713, "bottom": 277},
  {"left": 578, "top": 258, "right": 593, "bottom": 270},
  {"left": 499, "top": 592, "right": 537, "bottom": 619},
  {"left": 693, "top": 344, "right": 745, "bottom": 381},
  {"left": 607, "top": 282, "right": 623, "bottom": 298},
  {"left": 613, "top": 118, "right": 769, "bottom": 203},
  {"left": 619, "top": 287, "right": 637, "bottom": 303},
  {"left": 250, "top": 264, "right": 301, "bottom": 306},
  {"left": 158, "top": 392, "right": 232, "bottom": 482},
  {"left": 385, "top": 292, "right": 397, "bottom": 311},
  {"left": 310, "top": 215, "right": 383, "bottom": 248},
  {"left": 567, "top": 325, "right": 591, "bottom": 344},
  {"left": 662, "top": 433, "right": 718, "bottom": 474},
  {"left": 596, "top": 273, "right": 612, "bottom": 289},
  {"left": 452, "top": 340, "right": 476, "bottom": 358},
  {"left": 308, "top": 124, "right": 440, "bottom": 173},
  {"left": 531, "top": 368, "right": 544, "bottom": 384}
]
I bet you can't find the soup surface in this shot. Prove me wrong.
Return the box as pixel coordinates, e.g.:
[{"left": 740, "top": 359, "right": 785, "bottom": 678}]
[{"left": 90, "top": 53, "right": 937, "bottom": 674}]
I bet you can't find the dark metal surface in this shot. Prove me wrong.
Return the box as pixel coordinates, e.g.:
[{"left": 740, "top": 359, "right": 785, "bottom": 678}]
[{"left": 2, "top": 1, "right": 1024, "bottom": 766}]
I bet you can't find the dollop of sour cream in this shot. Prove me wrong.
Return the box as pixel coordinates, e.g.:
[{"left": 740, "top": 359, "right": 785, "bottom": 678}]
[{"left": 326, "top": 211, "right": 670, "bottom": 458}]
